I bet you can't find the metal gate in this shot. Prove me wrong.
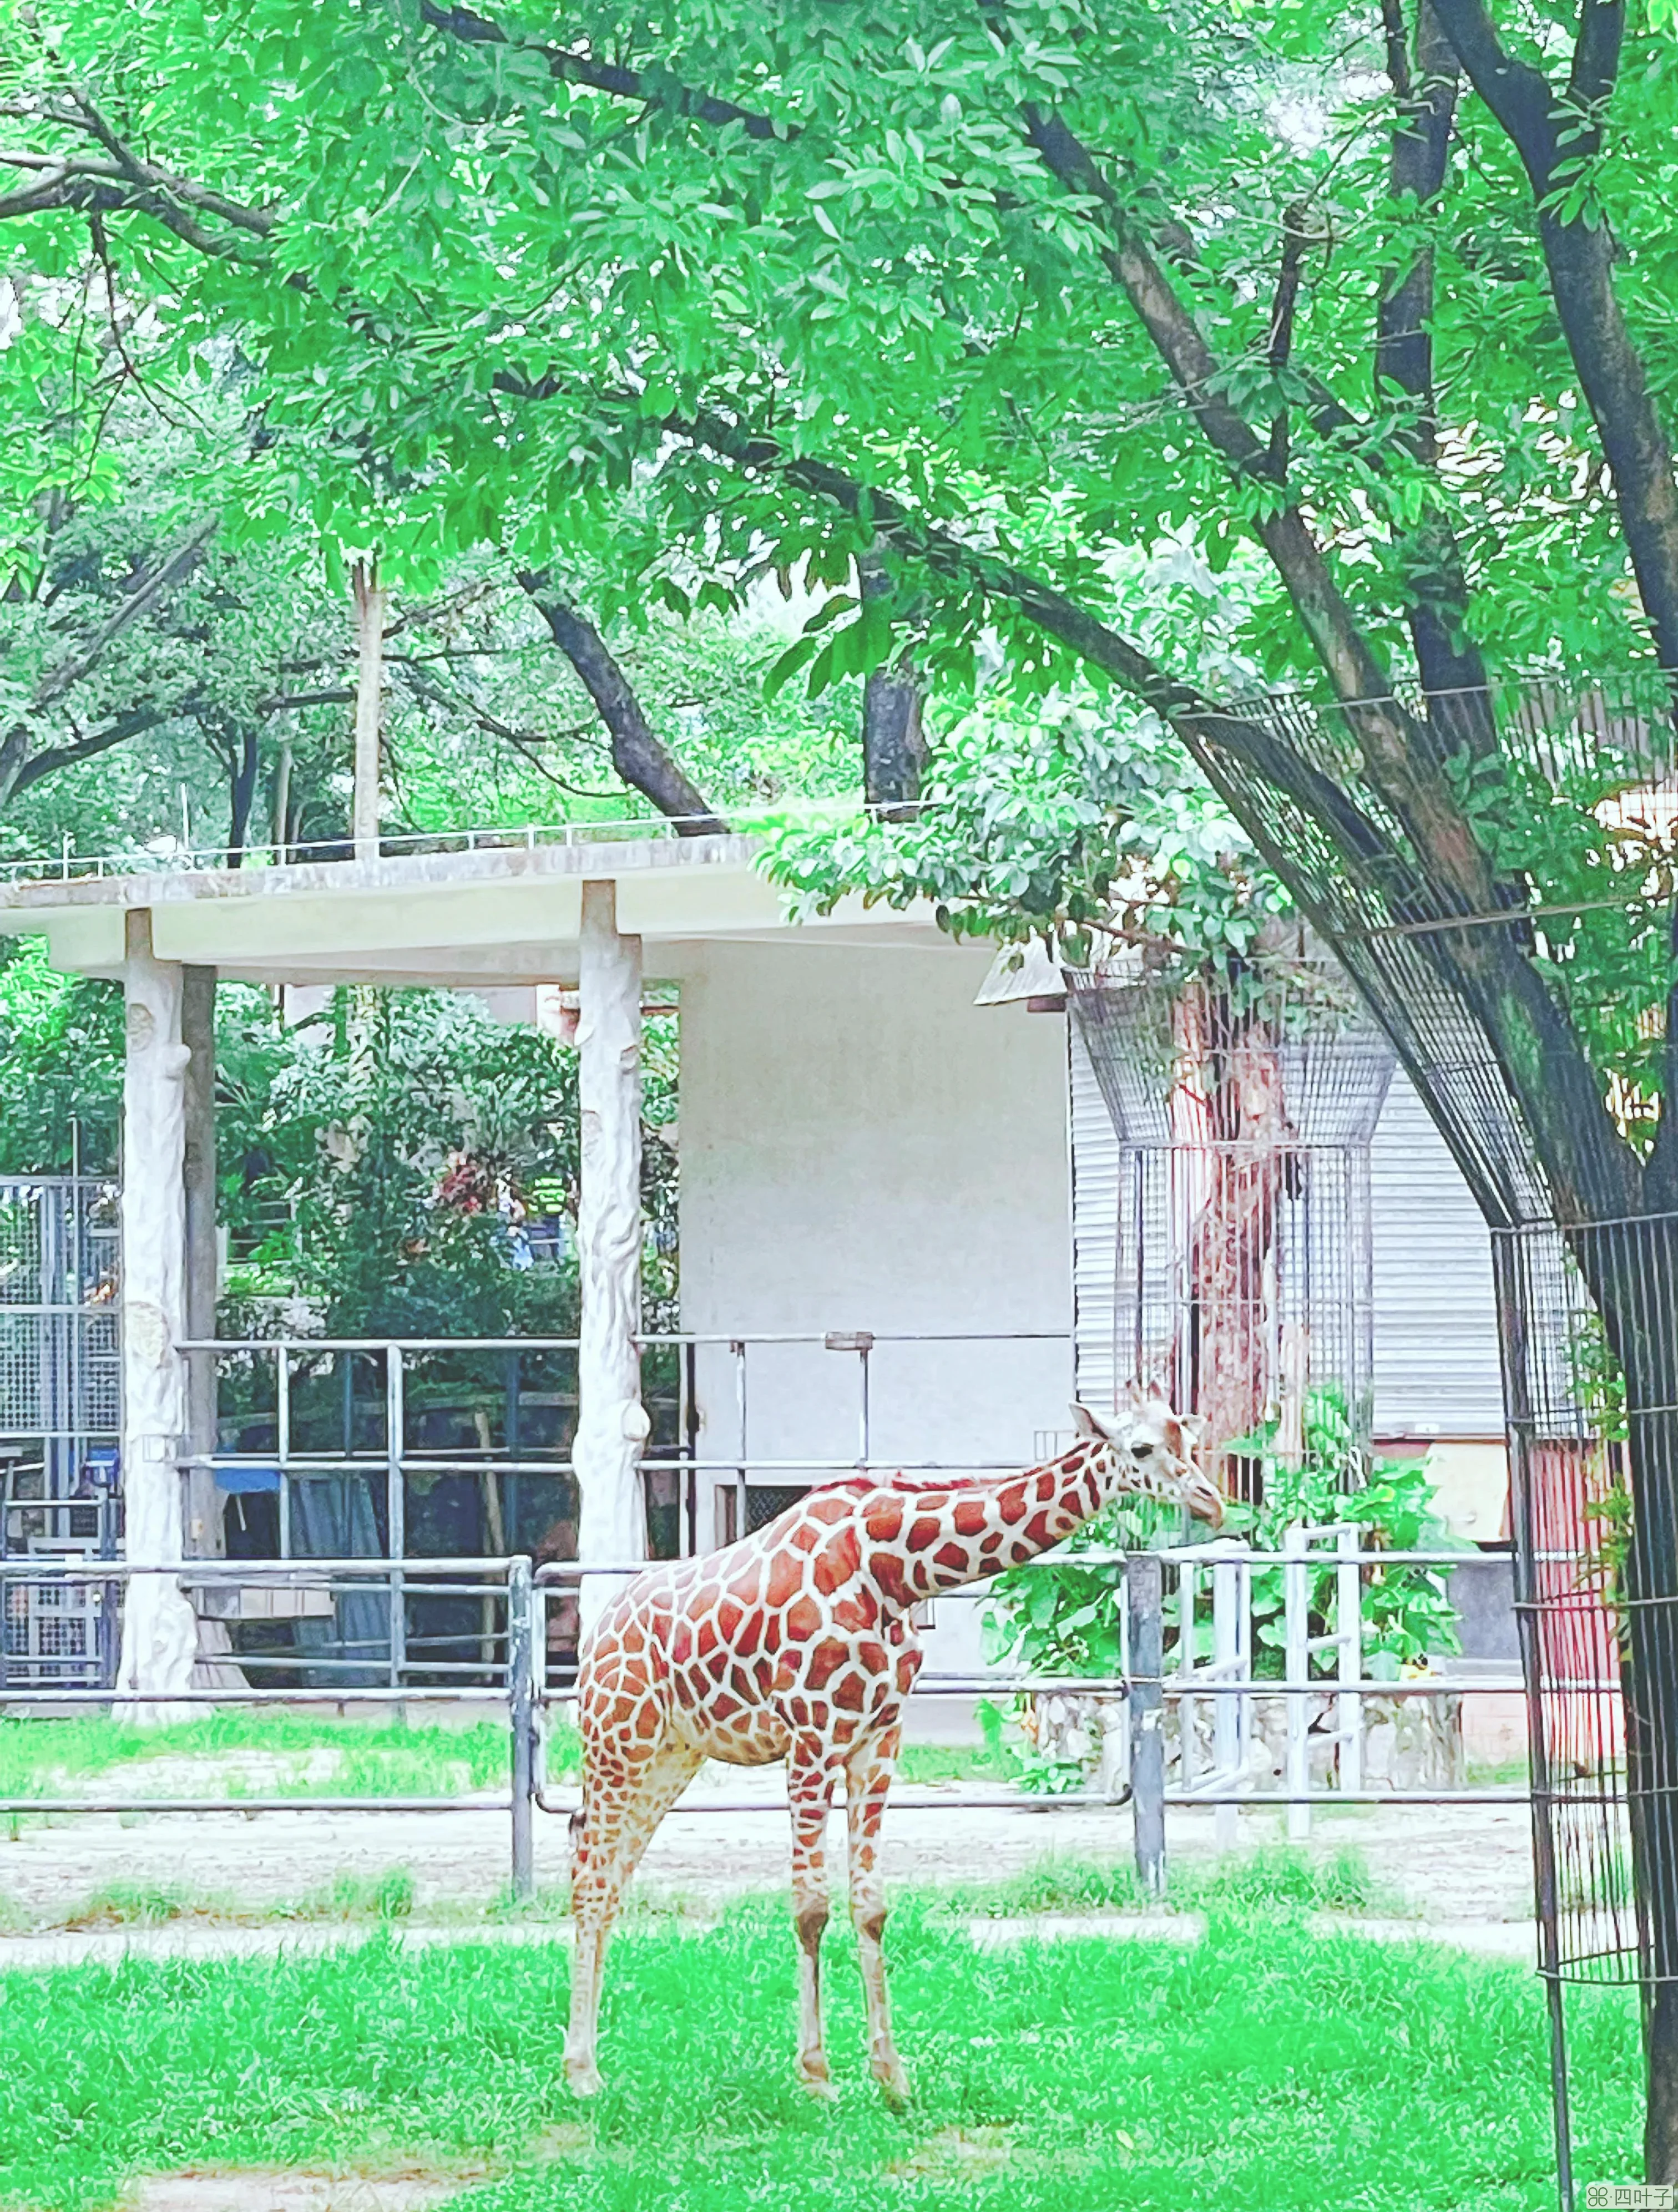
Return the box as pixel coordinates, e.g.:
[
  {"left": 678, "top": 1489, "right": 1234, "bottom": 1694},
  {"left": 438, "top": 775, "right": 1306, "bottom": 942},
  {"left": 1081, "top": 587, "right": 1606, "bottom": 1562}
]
[{"left": 0, "top": 1177, "right": 121, "bottom": 1686}]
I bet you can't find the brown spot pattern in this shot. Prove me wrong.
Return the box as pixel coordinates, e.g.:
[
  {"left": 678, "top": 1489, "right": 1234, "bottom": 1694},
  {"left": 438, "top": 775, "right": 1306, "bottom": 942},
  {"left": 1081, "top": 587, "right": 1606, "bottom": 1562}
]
[
  {"left": 785, "top": 1595, "right": 822, "bottom": 1643},
  {"left": 813, "top": 1526, "right": 861, "bottom": 1595},
  {"left": 867, "top": 1495, "right": 907, "bottom": 1548},
  {"left": 766, "top": 1552, "right": 800, "bottom": 1609},
  {"left": 871, "top": 1552, "right": 911, "bottom": 1607},
  {"left": 865, "top": 1501, "right": 904, "bottom": 1543}
]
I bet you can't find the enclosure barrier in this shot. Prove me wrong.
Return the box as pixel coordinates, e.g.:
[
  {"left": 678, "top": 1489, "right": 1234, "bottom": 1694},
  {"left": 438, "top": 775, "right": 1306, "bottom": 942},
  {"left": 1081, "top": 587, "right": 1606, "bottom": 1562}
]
[
  {"left": 175, "top": 1329, "right": 1078, "bottom": 1578},
  {"left": 0, "top": 1541, "right": 1553, "bottom": 1910},
  {"left": 0, "top": 804, "right": 946, "bottom": 888}
]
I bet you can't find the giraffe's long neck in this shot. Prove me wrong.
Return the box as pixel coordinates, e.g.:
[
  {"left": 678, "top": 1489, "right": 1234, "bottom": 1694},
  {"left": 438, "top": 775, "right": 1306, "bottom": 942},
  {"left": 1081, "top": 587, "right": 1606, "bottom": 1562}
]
[{"left": 870, "top": 1439, "right": 1116, "bottom": 1603}]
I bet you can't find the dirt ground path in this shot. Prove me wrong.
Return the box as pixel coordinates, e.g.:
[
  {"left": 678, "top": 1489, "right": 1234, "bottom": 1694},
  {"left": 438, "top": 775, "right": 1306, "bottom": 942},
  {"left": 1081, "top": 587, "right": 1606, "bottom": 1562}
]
[{"left": 0, "top": 1759, "right": 1537, "bottom": 1936}]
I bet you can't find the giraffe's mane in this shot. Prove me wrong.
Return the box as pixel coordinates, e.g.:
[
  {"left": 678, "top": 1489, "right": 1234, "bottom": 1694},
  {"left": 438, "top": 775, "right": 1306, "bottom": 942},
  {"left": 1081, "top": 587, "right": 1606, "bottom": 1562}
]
[{"left": 805, "top": 1446, "right": 1099, "bottom": 1502}]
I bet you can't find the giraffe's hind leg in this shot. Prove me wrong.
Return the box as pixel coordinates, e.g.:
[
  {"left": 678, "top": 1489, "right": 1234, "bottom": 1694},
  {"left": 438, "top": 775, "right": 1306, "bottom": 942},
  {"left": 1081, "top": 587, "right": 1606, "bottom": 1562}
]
[
  {"left": 786, "top": 1736, "right": 842, "bottom": 2096},
  {"left": 845, "top": 1724, "right": 910, "bottom": 2104},
  {"left": 566, "top": 1716, "right": 701, "bottom": 2096}
]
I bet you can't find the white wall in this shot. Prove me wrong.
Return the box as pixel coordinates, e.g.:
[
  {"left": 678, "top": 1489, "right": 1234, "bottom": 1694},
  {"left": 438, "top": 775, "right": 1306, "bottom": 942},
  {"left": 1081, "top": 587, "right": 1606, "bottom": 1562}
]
[{"left": 678, "top": 940, "right": 1077, "bottom": 1603}]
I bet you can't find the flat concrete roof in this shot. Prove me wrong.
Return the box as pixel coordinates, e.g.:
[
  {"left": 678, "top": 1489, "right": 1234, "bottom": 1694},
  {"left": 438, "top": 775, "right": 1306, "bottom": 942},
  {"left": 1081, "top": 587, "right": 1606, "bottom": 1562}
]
[{"left": 0, "top": 831, "right": 951, "bottom": 986}]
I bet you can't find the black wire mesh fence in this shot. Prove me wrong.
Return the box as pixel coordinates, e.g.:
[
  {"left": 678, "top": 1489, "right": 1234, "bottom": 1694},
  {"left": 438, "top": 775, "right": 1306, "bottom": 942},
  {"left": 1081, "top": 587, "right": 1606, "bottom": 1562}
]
[
  {"left": 1493, "top": 1221, "right": 1641, "bottom": 1991},
  {"left": 1172, "top": 667, "right": 1678, "bottom": 2195}
]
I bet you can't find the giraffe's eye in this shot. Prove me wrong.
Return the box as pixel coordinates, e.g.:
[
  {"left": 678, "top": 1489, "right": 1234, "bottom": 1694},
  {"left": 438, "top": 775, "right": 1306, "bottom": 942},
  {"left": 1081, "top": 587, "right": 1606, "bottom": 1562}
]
[{"left": 1134, "top": 1442, "right": 1154, "bottom": 1459}]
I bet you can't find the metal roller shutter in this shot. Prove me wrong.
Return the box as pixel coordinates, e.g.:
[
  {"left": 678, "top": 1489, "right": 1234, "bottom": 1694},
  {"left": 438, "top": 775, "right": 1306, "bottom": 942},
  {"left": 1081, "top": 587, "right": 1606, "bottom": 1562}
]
[
  {"left": 1370, "top": 1067, "right": 1505, "bottom": 1439},
  {"left": 1070, "top": 1024, "right": 1121, "bottom": 1408}
]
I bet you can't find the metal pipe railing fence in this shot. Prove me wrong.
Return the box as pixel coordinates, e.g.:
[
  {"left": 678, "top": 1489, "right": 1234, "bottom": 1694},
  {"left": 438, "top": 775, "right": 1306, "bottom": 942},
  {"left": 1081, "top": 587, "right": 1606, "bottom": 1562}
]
[
  {"left": 175, "top": 1329, "right": 1075, "bottom": 1580},
  {"left": 0, "top": 1531, "right": 1548, "bottom": 1906}
]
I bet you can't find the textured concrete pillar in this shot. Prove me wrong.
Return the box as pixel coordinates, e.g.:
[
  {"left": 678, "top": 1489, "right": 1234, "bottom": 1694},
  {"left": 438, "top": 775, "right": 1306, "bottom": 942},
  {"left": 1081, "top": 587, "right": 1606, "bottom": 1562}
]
[
  {"left": 115, "top": 911, "right": 199, "bottom": 1717},
  {"left": 573, "top": 881, "right": 646, "bottom": 1639},
  {"left": 183, "top": 965, "right": 220, "bottom": 1546},
  {"left": 183, "top": 966, "right": 245, "bottom": 1691}
]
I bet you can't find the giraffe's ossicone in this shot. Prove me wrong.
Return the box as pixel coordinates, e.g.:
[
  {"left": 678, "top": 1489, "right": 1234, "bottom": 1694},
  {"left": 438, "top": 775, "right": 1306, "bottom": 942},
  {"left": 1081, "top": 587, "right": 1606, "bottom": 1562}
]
[{"left": 564, "top": 1389, "right": 1221, "bottom": 2100}]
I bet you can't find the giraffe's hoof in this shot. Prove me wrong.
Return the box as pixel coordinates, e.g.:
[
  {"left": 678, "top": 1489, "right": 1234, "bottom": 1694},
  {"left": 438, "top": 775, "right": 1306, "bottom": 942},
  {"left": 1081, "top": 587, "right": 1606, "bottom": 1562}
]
[
  {"left": 872, "top": 2059, "right": 911, "bottom": 2108},
  {"left": 565, "top": 2061, "right": 604, "bottom": 2099},
  {"left": 797, "top": 2058, "right": 837, "bottom": 2100}
]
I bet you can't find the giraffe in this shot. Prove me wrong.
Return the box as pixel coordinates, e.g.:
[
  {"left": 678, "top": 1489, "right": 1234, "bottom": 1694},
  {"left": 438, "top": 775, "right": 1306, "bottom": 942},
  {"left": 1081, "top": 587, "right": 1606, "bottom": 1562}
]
[{"left": 563, "top": 1388, "right": 1221, "bottom": 2101}]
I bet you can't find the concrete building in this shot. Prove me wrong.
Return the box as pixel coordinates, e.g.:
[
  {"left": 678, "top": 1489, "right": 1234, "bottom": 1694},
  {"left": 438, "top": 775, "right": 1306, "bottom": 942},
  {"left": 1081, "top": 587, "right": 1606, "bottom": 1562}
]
[{"left": 0, "top": 826, "right": 1513, "bottom": 1696}]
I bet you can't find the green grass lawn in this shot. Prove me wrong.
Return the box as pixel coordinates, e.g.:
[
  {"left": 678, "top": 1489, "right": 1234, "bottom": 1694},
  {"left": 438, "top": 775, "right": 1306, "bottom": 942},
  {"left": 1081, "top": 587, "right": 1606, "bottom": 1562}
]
[
  {"left": 0, "top": 1710, "right": 577, "bottom": 1803},
  {"left": 0, "top": 1888, "right": 1640, "bottom": 2211},
  {"left": 0, "top": 1711, "right": 1014, "bottom": 1808}
]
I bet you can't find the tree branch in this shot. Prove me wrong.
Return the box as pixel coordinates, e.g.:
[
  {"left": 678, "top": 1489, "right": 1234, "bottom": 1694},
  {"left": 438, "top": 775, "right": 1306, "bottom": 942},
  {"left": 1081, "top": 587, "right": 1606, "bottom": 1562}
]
[
  {"left": 1432, "top": 0, "right": 1678, "bottom": 679},
  {"left": 1570, "top": 0, "right": 1624, "bottom": 113},
  {"left": 417, "top": 2, "right": 790, "bottom": 139},
  {"left": 8, "top": 702, "right": 186, "bottom": 794},
  {"left": 1373, "top": 1, "right": 1491, "bottom": 715},
  {"left": 515, "top": 576, "right": 728, "bottom": 831},
  {"left": 1264, "top": 200, "right": 1315, "bottom": 480},
  {"left": 31, "top": 515, "right": 216, "bottom": 711},
  {"left": 1005, "top": 99, "right": 1402, "bottom": 707},
  {"left": 0, "top": 151, "right": 275, "bottom": 259},
  {"left": 259, "top": 687, "right": 356, "bottom": 713}
]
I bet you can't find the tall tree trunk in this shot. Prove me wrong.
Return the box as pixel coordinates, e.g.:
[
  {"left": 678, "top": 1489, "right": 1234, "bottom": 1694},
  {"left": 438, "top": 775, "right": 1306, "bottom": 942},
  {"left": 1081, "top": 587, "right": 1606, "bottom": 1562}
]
[
  {"left": 352, "top": 559, "right": 387, "bottom": 863},
  {"left": 1193, "top": 1065, "right": 1290, "bottom": 1495},
  {"left": 1174, "top": 987, "right": 1295, "bottom": 1497},
  {"left": 858, "top": 549, "right": 927, "bottom": 812},
  {"left": 271, "top": 738, "right": 292, "bottom": 863},
  {"left": 862, "top": 662, "right": 926, "bottom": 811},
  {"left": 226, "top": 726, "right": 260, "bottom": 868}
]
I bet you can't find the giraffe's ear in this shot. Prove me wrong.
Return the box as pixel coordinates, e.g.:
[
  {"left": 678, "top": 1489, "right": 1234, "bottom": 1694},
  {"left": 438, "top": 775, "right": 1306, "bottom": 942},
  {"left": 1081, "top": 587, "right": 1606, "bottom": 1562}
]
[
  {"left": 1177, "top": 1413, "right": 1208, "bottom": 1446},
  {"left": 1070, "top": 1402, "right": 1108, "bottom": 1439}
]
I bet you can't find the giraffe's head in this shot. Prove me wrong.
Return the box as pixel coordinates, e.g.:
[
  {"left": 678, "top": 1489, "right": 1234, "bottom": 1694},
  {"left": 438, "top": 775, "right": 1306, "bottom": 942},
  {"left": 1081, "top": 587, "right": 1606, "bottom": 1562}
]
[{"left": 1072, "top": 1388, "right": 1224, "bottom": 1526}]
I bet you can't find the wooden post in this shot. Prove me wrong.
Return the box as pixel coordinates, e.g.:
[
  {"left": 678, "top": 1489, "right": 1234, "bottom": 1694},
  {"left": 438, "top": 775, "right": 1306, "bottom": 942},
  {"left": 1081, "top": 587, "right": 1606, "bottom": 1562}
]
[
  {"left": 573, "top": 880, "right": 646, "bottom": 1637},
  {"left": 351, "top": 559, "right": 387, "bottom": 863},
  {"left": 115, "top": 911, "right": 199, "bottom": 1718}
]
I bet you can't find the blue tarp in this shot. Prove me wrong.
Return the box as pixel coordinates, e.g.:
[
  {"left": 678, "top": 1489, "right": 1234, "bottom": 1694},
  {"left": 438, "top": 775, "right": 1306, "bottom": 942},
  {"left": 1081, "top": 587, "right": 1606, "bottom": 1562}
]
[
  {"left": 290, "top": 1475, "right": 390, "bottom": 1687},
  {"left": 212, "top": 1464, "right": 281, "bottom": 1495}
]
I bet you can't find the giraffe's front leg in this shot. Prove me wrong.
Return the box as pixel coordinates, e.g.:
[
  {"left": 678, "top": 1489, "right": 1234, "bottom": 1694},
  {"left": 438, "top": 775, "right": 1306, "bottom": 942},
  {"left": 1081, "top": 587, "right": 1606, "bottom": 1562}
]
[
  {"left": 845, "top": 1723, "right": 910, "bottom": 2105},
  {"left": 566, "top": 1733, "right": 701, "bottom": 2097},
  {"left": 786, "top": 1738, "right": 840, "bottom": 2097}
]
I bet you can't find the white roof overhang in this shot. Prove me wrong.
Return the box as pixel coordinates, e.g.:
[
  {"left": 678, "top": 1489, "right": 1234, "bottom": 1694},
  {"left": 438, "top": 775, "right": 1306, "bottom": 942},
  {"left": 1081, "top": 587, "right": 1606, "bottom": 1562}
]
[{"left": 0, "top": 833, "right": 953, "bottom": 986}]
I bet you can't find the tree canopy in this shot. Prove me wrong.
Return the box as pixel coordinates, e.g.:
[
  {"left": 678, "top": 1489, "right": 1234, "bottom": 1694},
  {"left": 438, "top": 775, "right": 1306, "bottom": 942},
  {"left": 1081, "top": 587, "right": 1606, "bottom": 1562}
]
[{"left": 12, "top": 0, "right": 1678, "bottom": 2163}]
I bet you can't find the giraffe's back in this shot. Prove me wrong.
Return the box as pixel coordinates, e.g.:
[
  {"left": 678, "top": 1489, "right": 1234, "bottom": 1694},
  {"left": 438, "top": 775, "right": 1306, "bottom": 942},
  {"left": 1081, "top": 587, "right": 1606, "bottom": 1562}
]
[{"left": 579, "top": 1489, "right": 919, "bottom": 1765}]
